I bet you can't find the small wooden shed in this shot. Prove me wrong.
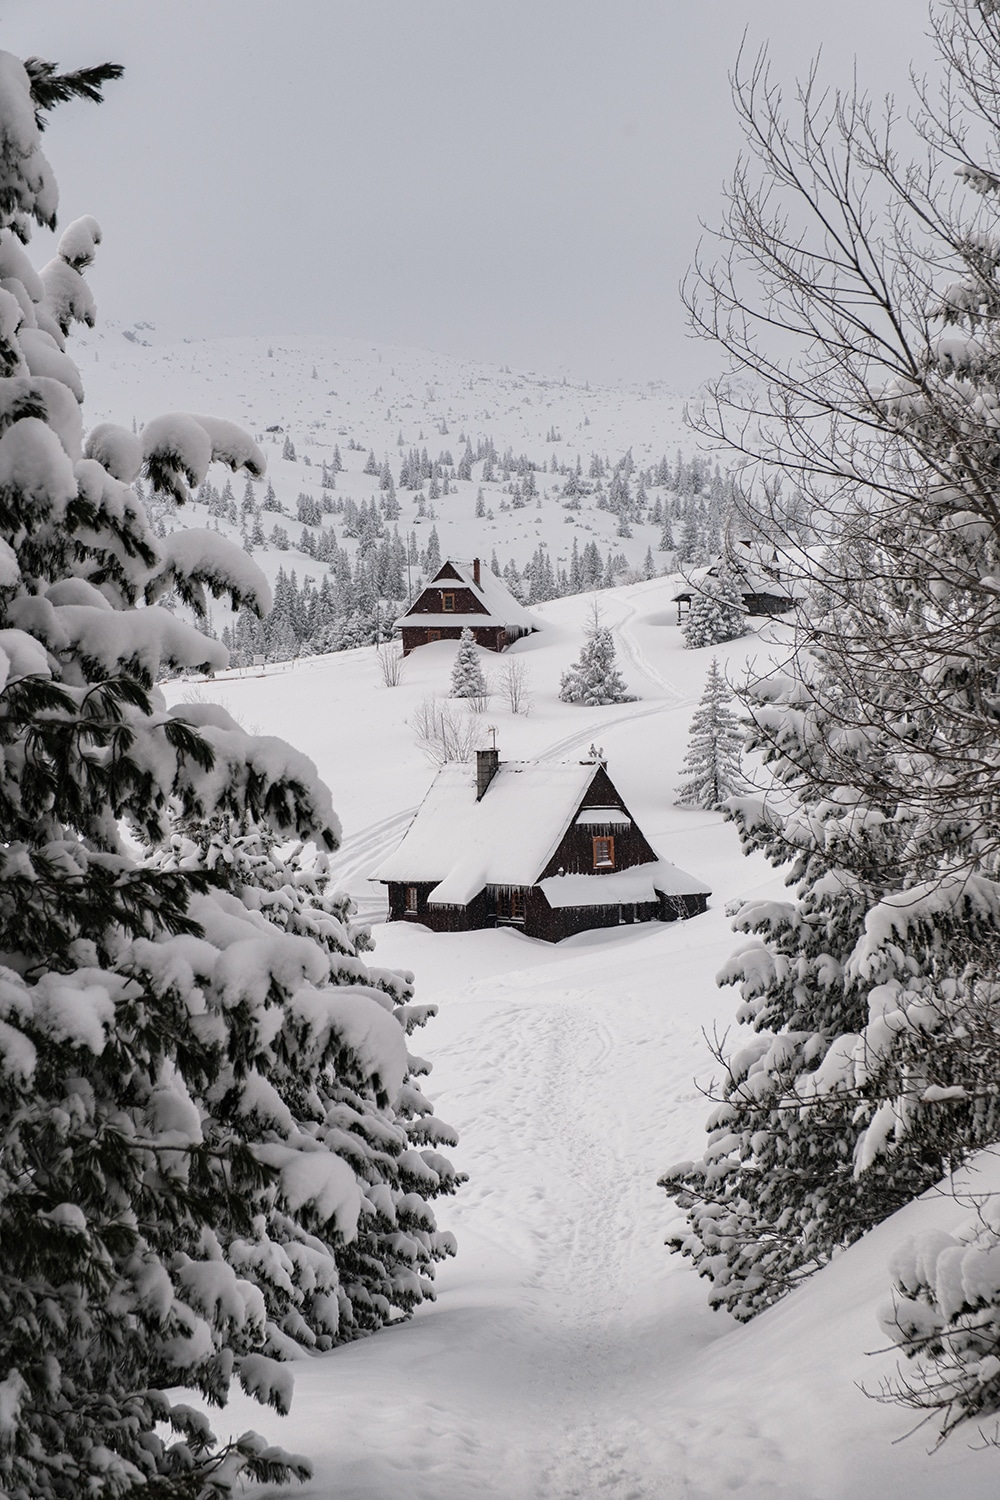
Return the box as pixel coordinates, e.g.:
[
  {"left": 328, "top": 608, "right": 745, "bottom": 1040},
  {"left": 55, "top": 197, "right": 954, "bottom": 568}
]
[{"left": 372, "top": 751, "right": 710, "bottom": 942}]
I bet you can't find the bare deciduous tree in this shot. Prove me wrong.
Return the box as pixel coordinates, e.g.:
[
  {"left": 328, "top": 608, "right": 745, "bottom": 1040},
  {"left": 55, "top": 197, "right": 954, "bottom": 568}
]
[
  {"left": 499, "top": 657, "right": 532, "bottom": 715},
  {"left": 662, "top": 4, "right": 1000, "bottom": 1436},
  {"left": 376, "top": 643, "right": 404, "bottom": 687},
  {"left": 409, "top": 697, "right": 482, "bottom": 765}
]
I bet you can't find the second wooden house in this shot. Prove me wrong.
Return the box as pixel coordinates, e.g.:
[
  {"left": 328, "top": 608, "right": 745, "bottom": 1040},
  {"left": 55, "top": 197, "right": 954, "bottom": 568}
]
[
  {"left": 371, "top": 749, "right": 710, "bottom": 942},
  {"left": 397, "top": 559, "right": 540, "bottom": 656},
  {"left": 673, "top": 540, "right": 800, "bottom": 621}
]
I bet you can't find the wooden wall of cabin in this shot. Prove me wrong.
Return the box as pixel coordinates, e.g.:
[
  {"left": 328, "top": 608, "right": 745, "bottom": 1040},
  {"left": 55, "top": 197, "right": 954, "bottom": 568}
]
[
  {"left": 386, "top": 881, "right": 706, "bottom": 941},
  {"left": 401, "top": 625, "right": 506, "bottom": 656},
  {"left": 406, "top": 585, "right": 486, "bottom": 616},
  {"left": 385, "top": 884, "right": 491, "bottom": 932}
]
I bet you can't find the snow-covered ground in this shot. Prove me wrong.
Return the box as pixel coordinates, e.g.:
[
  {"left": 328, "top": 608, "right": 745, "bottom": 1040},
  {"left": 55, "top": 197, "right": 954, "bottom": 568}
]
[{"left": 160, "top": 579, "right": 1000, "bottom": 1498}]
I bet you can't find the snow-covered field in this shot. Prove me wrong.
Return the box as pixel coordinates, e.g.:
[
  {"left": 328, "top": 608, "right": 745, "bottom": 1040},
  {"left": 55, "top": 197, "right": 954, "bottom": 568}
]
[{"left": 160, "top": 580, "right": 1000, "bottom": 1499}]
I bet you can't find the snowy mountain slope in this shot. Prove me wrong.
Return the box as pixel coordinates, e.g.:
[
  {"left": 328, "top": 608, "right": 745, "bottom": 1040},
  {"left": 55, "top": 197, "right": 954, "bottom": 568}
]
[
  {"left": 79, "top": 324, "right": 690, "bottom": 465},
  {"left": 76, "top": 325, "right": 703, "bottom": 616},
  {"left": 158, "top": 583, "right": 999, "bottom": 1497}
]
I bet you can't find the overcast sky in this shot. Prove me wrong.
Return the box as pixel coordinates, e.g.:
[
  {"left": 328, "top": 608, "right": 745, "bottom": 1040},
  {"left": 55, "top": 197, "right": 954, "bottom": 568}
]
[{"left": 4, "top": 2, "right": 929, "bottom": 385}]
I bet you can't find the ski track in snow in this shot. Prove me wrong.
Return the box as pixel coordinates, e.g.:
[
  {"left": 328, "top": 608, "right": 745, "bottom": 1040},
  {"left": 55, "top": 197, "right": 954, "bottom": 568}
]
[
  {"left": 326, "top": 807, "right": 417, "bottom": 922},
  {"left": 611, "top": 597, "right": 687, "bottom": 705}
]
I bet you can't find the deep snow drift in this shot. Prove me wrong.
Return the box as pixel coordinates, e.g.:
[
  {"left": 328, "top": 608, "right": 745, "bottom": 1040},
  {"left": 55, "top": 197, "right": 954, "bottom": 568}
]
[{"left": 157, "top": 577, "right": 1000, "bottom": 1498}]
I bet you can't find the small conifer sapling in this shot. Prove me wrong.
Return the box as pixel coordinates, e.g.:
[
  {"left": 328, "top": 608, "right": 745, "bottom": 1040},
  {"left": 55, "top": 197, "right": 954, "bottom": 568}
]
[{"left": 675, "top": 658, "right": 745, "bottom": 810}]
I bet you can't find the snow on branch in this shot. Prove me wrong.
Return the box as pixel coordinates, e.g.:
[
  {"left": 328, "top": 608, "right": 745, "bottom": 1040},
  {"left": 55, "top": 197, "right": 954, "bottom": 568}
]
[
  {"left": 0, "top": 53, "right": 57, "bottom": 233},
  {"left": 83, "top": 421, "right": 141, "bottom": 482},
  {"left": 167, "top": 711, "right": 341, "bottom": 849},
  {"left": 142, "top": 413, "right": 265, "bottom": 502},
  {"left": 147, "top": 528, "right": 272, "bottom": 618},
  {"left": 52, "top": 601, "right": 227, "bottom": 683}
]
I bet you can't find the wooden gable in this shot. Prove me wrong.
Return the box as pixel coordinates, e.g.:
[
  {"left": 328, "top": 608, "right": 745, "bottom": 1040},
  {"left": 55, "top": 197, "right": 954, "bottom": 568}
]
[
  {"left": 406, "top": 565, "right": 490, "bottom": 618},
  {"left": 538, "top": 763, "right": 658, "bottom": 879}
]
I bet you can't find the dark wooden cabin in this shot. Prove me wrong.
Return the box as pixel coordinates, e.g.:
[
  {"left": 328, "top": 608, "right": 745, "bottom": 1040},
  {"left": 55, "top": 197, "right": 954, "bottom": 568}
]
[
  {"left": 673, "top": 541, "right": 800, "bottom": 622},
  {"left": 372, "top": 751, "right": 710, "bottom": 942},
  {"left": 397, "top": 559, "right": 540, "bottom": 656}
]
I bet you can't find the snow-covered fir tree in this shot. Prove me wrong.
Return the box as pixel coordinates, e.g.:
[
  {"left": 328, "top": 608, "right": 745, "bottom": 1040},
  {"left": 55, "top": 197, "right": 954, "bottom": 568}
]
[
  {"left": 680, "top": 568, "right": 747, "bottom": 650},
  {"left": 675, "top": 658, "right": 745, "bottom": 810},
  {"left": 150, "top": 814, "right": 462, "bottom": 1343},
  {"left": 559, "top": 610, "right": 636, "bottom": 706},
  {"left": 0, "top": 46, "right": 459, "bottom": 1498},
  {"left": 450, "top": 626, "right": 488, "bottom": 701}
]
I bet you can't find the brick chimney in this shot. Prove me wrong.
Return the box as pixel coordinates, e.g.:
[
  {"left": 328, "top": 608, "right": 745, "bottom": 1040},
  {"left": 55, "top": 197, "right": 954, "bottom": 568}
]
[
  {"left": 476, "top": 746, "right": 499, "bottom": 800},
  {"left": 473, "top": 557, "right": 481, "bottom": 586}
]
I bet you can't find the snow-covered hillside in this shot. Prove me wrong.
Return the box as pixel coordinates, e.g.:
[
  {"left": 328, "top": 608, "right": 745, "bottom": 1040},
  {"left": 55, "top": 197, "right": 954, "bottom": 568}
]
[
  {"left": 159, "top": 582, "right": 1000, "bottom": 1499},
  {"left": 77, "top": 326, "right": 706, "bottom": 630}
]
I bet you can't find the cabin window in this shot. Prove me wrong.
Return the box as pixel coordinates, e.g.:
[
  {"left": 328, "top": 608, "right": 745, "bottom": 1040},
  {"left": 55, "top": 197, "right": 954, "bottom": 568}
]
[
  {"left": 441, "top": 592, "right": 456, "bottom": 612},
  {"left": 593, "top": 836, "right": 615, "bottom": 870},
  {"left": 427, "top": 629, "right": 442, "bottom": 642},
  {"left": 510, "top": 890, "right": 525, "bottom": 922},
  {"left": 404, "top": 885, "right": 418, "bottom": 914}
]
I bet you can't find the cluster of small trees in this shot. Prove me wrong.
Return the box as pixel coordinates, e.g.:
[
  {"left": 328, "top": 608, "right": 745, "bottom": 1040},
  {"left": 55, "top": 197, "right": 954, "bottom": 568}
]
[{"left": 662, "top": 0, "right": 1000, "bottom": 1443}]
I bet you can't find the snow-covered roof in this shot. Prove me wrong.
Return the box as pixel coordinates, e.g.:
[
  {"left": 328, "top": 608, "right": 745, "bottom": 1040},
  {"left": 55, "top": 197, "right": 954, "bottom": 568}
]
[
  {"left": 372, "top": 760, "right": 595, "bottom": 904},
  {"left": 371, "top": 759, "right": 709, "bottom": 909},
  {"left": 538, "top": 860, "right": 710, "bottom": 908},
  {"left": 397, "top": 560, "right": 541, "bottom": 632},
  {"left": 672, "top": 546, "right": 798, "bottom": 602}
]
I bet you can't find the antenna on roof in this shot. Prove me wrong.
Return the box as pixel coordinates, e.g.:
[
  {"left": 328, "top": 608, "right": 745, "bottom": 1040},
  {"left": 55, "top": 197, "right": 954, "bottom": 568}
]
[{"left": 487, "top": 724, "right": 498, "bottom": 751}]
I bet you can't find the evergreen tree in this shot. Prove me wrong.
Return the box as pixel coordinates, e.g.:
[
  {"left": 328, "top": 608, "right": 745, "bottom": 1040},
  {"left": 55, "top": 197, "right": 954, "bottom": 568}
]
[
  {"left": 559, "top": 611, "right": 636, "bottom": 706},
  {"left": 681, "top": 569, "right": 747, "bottom": 649},
  {"left": 0, "top": 43, "right": 460, "bottom": 1497},
  {"left": 424, "top": 524, "right": 442, "bottom": 577},
  {"left": 450, "top": 627, "right": 488, "bottom": 701},
  {"left": 675, "top": 659, "right": 745, "bottom": 810},
  {"left": 151, "top": 814, "right": 462, "bottom": 1341}
]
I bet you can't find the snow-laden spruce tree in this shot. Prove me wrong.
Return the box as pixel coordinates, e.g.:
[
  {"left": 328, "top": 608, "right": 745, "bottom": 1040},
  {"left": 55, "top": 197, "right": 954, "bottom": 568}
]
[
  {"left": 559, "top": 606, "right": 636, "bottom": 706},
  {"left": 661, "top": 0, "right": 1000, "bottom": 1393},
  {"left": 450, "top": 625, "right": 488, "bottom": 703},
  {"left": 675, "top": 658, "right": 745, "bottom": 810},
  {"left": 680, "top": 567, "right": 747, "bottom": 650},
  {"left": 0, "top": 47, "right": 460, "bottom": 1499},
  {"left": 150, "top": 814, "right": 461, "bottom": 1343}
]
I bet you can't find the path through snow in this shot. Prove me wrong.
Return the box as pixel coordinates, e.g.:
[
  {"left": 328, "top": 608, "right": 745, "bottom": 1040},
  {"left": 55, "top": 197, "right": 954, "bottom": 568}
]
[{"left": 214, "top": 914, "right": 808, "bottom": 1498}]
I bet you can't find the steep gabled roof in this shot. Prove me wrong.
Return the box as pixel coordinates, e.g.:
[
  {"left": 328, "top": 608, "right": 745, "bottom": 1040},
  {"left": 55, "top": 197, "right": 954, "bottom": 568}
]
[
  {"left": 397, "top": 560, "right": 541, "bottom": 633},
  {"left": 371, "top": 758, "right": 710, "bottom": 908},
  {"left": 673, "top": 543, "right": 798, "bottom": 603}
]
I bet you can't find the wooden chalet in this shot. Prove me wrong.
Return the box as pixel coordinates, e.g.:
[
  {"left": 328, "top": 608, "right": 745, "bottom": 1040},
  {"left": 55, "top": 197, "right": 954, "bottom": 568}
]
[
  {"left": 397, "top": 558, "right": 540, "bottom": 656},
  {"left": 673, "top": 540, "right": 800, "bottom": 621},
  {"left": 372, "top": 750, "right": 710, "bottom": 942}
]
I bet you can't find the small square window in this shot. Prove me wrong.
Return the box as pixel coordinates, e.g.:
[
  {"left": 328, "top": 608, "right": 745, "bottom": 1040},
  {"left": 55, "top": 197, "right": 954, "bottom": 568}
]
[
  {"left": 405, "top": 886, "right": 418, "bottom": 914},
  {"left": 427, "top": 629, "right": 442, "bottom": 642},
  {"left": 441, "top": 592, "right": 456, "bottom": 612},
  {"left": 593, "top": 836, "right": 615, "bottom": 870}
]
